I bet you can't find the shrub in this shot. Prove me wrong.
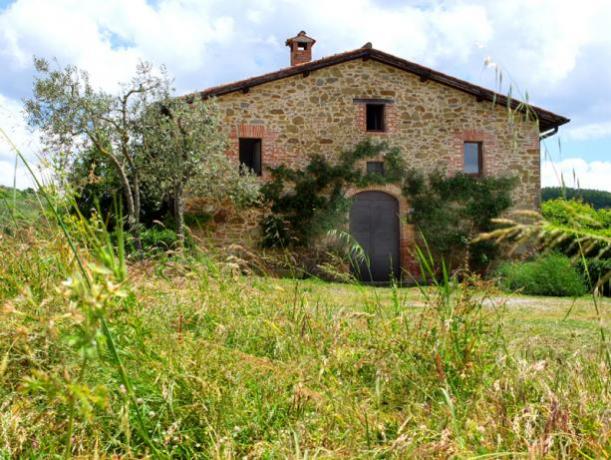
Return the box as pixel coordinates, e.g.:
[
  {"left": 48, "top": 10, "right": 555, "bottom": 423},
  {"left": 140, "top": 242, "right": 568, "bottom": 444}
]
[
  {"left": 579, "top": 257, "right": 611, "bottom": 296},
  {"left": 139, "top": 227, "right": 179, "bottom": 251},
  {"left": 542, "top": 198, "right": 611, "bottom": 235},
  {"left": 497, "top": 253, "right": 587, "bottom": 297},
  {"left": 402, "top": 169, "right": 516, "bottom": 273}
]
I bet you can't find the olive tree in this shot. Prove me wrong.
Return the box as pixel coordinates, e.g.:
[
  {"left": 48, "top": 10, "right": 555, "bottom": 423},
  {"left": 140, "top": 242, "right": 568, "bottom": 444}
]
[
  {"left": 138, "top": 97, "right": 248, "bottom": 243},
  {"left": 24, "top": 58, "right": 169, "bottom": 233},
  {"left": 25, "top": 57, "right": 259, "bottom": 245}
]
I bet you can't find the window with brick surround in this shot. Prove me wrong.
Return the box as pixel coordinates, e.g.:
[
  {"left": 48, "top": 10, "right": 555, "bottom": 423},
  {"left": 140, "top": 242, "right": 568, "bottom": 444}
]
[
  {"left": 366, "top": 104, "right": 385, "bottom": 132},
  {"left": 366, "top": 161, "right": 385, "bottom": 176},
  {"left": 239, "top": 138, "right": 262, "bottom": 176},
  {"left": 463, "top": 141, "right": 482, "bottom": 175}
]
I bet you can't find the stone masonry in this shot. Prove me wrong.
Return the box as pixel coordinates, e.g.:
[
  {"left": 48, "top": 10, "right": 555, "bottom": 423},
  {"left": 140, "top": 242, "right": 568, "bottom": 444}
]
[{"left": 189, "top": 37, "right": 568, "bottom": 278}]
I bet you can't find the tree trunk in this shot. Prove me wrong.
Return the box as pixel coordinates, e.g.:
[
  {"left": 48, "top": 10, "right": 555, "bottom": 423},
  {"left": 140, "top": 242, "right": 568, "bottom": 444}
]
[
  {"left": 174, "top": 182, "right": 185, "bottom": 247},
  {"left": 133, "top": 175, "right": 141, "bottom": 222},
  {"left": 91, "top": 139, "right": 140, "bottom": 232}
]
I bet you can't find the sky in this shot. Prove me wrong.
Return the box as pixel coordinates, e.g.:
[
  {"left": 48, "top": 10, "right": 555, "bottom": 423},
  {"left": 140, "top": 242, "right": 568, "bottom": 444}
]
[{"left": 0, "top": 0, "right": 610, "bottom": 191}]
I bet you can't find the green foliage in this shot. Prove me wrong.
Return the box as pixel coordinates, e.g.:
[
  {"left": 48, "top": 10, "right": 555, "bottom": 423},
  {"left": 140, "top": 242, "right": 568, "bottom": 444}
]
[
  {"left": 541, "top": 198, "right": 611, "bottom": 237},
  {"left": 260, "top": 140, "right": 405, "bottom": 247},
  {"left": 479, "top": 200, "right": 611, "bottom": 296},
  {"left": 0, "top": 186, "right": 40, "bottom": 229},
  {"left": 25, "top": 57, "right": 257, "bottom": 240},
  {"left": 542, "top": 186, "right": 611, "bottom": 209},
  {"left": 137, "top": 97, "right": 231, "bottom": 241},
  {"left": 541, "top": 199, "right": 610, "bottom": 293},
  {"left": 402, "top": 169, "right": 516, "bottom": 272},
  {"left": 497, "top": 253, "right": 587, "bottom": 297},
  {"left": 579, "top": 257, "right": 611, "bottom": 296},
  {"left": 139, "top": 227, "right": 179, "bottom": 251}
]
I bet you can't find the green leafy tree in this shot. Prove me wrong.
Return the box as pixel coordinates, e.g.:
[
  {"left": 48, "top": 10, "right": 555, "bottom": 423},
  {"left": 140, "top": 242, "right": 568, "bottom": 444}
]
[
  {"left": 24, "top": 57, "right": 259, "bottom": 244},
  {"left": 24, "top": 58, "right": 170, "bottom": 234},
  {"left": 542, "top": 187, "right": 611, "bottom": 209},
  {"left": 137, "top": 97, "right": 257, "bottom": 243}
]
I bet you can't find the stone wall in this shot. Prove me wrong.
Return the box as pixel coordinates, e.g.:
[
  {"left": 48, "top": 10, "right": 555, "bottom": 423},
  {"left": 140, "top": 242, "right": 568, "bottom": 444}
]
[{"left": 189, "top": 58, "right": 541, "bottom": 277}]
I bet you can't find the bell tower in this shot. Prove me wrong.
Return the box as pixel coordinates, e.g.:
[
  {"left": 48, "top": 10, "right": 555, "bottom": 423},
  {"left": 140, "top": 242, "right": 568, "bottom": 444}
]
[{"left": 285, "top": 31, "right": 316, "bottom": 66}]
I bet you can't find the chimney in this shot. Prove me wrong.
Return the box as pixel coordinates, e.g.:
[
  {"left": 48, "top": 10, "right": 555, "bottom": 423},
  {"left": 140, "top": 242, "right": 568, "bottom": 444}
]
[{"left": 285, "top": 31, "right": 316, "bottom": 66}]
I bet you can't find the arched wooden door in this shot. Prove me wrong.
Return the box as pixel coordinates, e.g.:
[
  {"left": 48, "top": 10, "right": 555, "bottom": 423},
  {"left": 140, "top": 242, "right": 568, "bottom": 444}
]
[{"left": 349, "top": 191, "right": 400, "bottom": 283}]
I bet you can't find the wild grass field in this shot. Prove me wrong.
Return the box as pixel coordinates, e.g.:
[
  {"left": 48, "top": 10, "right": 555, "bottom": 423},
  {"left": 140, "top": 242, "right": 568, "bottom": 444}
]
[{"left": 0, "top": 203, "right": 609, "bottom": 458}]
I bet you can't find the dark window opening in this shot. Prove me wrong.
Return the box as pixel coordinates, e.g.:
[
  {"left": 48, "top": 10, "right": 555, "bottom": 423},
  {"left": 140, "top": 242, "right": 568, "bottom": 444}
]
[
  {"left": 367, "top": 161, "right": 385, "bottom": 176},
  {"left": 366, "top": 104, "right": 385, "bottom": 131},
  {"left": 463, "top": 142, "right": 482, "bottom": 175},
  {"left": 239, "top": 138, "right": 262, "bottom": 176},
  {"left": 297, "top": 42, "right": 308, "bottom": 50}
]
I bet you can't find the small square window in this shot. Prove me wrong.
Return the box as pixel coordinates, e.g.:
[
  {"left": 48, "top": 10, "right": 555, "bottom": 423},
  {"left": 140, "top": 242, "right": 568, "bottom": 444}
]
[
  {"left": 464, "top": 142, "right": 482, "bottom": 175},
  {"left": 366, "top": 161, "right": 385, "bottom": 175},
  {"left": 239, "top": 138, "right": 262, "bottom": 176},
  {"left": 366, "top": 104, "right": 385, "bottom": 131}
]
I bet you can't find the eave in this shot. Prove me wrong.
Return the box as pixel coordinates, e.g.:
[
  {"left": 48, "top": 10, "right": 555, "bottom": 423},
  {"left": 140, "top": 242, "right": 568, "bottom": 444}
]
[{"left": 194, "top": 47, "right": 569, "bottom": 133}]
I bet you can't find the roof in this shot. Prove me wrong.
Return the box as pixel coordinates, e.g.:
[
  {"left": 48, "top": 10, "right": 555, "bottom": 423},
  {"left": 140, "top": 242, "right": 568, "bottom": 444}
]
[{"left": 196, "top": 45, "right": 569, "bottom": 132}]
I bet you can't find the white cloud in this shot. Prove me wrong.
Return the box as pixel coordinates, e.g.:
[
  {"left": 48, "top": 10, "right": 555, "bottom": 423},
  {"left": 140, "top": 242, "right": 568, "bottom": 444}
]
[
  {"left": 565, "top": 121, "right": 611, "bottom": 141},
  {"left": 0, "top": 159, "right": 33, "bottom": 188},
  {"left": 0, "top": 0, "right": 237, "bottom": 92},
  {"left": 0, "top": 93, "right": 38, "bottom": 188},
  {"left": 1, "top": 0, "right": 611, "bottom": 190},
  {"left": 542, "top": 158, "right": 611, "bottom": 192}
]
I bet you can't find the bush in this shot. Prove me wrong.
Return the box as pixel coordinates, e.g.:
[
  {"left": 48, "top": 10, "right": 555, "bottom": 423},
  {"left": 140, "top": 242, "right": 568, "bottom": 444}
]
[
  {"left": 139, "top": 227, "right": 179, "bottom": 251},
  {"left": 498, "top": 253, "right": 587, "bottom": 297},
  {"left": 579, "top": 257, "right": 611, "bottom": 296},
  {"left": 542, "top": 198, "right": 611, "bottom": 235},
  {"left": 402, "top": 169, "right": 516, "bottom": 273}
]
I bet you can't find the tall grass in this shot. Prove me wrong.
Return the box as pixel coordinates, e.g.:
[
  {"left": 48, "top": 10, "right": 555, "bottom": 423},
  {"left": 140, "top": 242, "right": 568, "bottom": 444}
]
[{"left": 1, "top": 133, "right": 609, "bottom": 457}]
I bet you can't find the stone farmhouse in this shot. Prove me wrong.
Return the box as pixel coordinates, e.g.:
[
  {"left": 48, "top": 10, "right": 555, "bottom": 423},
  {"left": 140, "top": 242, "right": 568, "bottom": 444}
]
[{"left": 189, "top": 31, "right": 569, "bottom": 282}]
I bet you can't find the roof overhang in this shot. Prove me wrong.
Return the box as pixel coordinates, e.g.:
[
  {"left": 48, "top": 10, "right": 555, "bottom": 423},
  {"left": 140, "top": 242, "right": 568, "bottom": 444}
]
[{"left": 196, "top": 47, "right": 569, "bottom": 133}]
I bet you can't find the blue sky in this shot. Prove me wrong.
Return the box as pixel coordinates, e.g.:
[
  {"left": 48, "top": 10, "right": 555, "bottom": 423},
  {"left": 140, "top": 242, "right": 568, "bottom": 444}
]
[{"left": 0, "top": 0, "right": 609, "bottom": 190}]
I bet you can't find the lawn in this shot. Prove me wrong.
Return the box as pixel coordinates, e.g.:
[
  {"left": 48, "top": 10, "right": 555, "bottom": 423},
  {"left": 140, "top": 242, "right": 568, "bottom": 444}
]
[{"left": 267, "top": 276, "right": 608, "bottom": 354}]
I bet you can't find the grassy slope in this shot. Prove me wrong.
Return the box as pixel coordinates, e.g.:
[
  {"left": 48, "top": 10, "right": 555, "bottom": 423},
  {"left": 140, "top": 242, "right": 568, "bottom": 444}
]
[{"left": 0, "top": 186, "right": 40, "bottom": 226}]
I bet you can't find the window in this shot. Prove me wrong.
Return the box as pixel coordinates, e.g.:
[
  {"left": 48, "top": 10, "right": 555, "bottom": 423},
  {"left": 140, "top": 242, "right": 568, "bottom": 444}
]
[
  {"left": 366, "top": 104, "right": 385, "bottom": 131},
  {"left": 367, "top": 161, "right": 385, "bottom": 176},
  {"left": 297, "top": 42, "right": 308, "bottom": 50},
  {"left": 239, "top": 138, "right": 262, "bottom": 176},
  {"left": 463, "top": 142, "right": 482, "bottom": 175}
]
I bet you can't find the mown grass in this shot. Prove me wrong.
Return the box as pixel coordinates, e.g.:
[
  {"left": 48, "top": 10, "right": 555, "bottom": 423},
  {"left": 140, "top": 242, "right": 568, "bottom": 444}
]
[{"left": 0, "top": 187, "right": 608, "bottom": 458}]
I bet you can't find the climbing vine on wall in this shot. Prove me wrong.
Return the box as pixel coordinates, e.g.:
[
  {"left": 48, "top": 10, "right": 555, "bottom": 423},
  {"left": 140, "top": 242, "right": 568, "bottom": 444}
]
[
  {"left": 402, "top": 169, "right": 517, "bottom": 273},
  {"left": 260, "top": 139, "right": 405, "bottom": 248}
]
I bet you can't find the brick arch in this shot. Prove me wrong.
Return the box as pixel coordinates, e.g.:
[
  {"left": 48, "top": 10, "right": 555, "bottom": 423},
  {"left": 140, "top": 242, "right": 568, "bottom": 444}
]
[{"left": 346, "top": 184, "right": 418, "bottom": 280}]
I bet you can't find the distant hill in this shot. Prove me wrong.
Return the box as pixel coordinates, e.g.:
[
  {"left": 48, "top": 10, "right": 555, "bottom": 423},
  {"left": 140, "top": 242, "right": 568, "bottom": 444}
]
[
  {"left": 0, "top": 185, "right": 40, "bottom": 225},
  {"left": 542, "top": 187, "right": 611, "bottom": 209}
]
